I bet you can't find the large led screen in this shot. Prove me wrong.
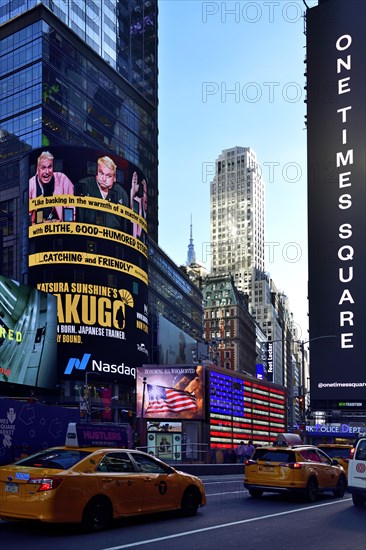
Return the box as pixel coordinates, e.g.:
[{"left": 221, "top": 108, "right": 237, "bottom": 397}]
[
  {"left": 209, "top": 369, "right": 287, "bottom": 448},
  {"left": 23, "top": 146, "right": 149, "bottom": 387},
  {"left": 0, "top": 276, "right": 57, "bottom": 389},
  {"left": 136, "top": 365, "right": 204, "bottom": 420},
  {"left": 306, "top": 1, "right": 366, "bottom": 402}
]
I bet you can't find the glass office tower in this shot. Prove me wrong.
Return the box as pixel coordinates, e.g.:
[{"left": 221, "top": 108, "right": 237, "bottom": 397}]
[
  {"left": 0, "top": 2, "right": 159, "bottom": 410},
  {"left": 0, "top": 2, "right": 158, "bottom": 284},
  {"left": 0, "top": 0, "right": 157, "bottom": 104}
]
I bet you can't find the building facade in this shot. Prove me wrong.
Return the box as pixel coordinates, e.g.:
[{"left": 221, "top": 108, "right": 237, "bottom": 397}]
[
  {"left": 0, "top": 2, "right": 205, "bottom": 429},
  {"left": 210, "top": 146, "right": 265, "bottom": 295},
  {"left": 0, "top": 3, "right": 159, "bottom": 425},
  {"left": 209, "top": 145, "right": 305, "bottom": 425},
  {"left": 203, "top": 274, "right": 257, "bottom": 376},
  {"left": 0, "top": 2, "right": 158, "bottom": 280},
  {"left": 147, "top": 237, "right": 205, "bottom": 366}
]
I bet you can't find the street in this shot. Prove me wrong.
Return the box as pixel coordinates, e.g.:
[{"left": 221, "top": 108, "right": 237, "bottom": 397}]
[{"left": 1, "top": 474, "right": 365, "bottom": 550}]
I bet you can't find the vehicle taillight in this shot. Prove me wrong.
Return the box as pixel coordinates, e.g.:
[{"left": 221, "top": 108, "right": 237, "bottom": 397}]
[
  {"left": 28, "top": 478, "right": 63, "bottom": 492},
  {"left": 245, "top": 459, "right": 257, "bottom": 466},
  {"left": 349, "top": 448, "right": 356, "bottom": 460},
  {"left": 281, "top": 462, "right": 302, "bottom": 469}
]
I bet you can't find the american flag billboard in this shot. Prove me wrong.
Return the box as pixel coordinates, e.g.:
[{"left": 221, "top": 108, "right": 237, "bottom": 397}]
[{"left": 136, "top": 365, "right": 204, "bottom": 420}]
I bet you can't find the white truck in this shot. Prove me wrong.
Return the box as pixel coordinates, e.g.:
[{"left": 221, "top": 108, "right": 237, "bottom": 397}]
[{"left": 347, "top": 434, "right": 366, "bottom": 507}]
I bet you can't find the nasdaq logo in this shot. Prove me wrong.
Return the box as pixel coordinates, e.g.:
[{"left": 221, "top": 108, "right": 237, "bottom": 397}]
[{"left": 64, "top": 353, "right": 91, "bottom": 375}]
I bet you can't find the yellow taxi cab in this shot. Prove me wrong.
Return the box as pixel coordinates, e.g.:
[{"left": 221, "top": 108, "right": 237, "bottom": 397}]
[
  {"left": 244, "top": 433, "right": 347, "bottom": 502},
  {"left": 317, "top": 444, "right": 352, "bottom": 476},
  {"left": 0, "top": 446, "right": 206, "bottom": 531}
]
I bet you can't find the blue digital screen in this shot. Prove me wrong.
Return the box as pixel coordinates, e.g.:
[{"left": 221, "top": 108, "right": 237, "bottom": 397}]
[{"left": 209, "top": 371, "right": 245, "bottom": 417}]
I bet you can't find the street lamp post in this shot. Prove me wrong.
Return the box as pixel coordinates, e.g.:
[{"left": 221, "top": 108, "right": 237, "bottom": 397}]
[{"left": 140, "top": 377, "right": 147, "bottom": 447}]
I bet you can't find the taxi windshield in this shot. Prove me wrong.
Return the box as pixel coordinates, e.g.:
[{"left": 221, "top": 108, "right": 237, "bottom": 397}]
[
  {"left": 320, "top": 448, "right": 351, "bottom": 459},
  {"left": 14, "top": 449, "right": 91, "bottom": 470}
]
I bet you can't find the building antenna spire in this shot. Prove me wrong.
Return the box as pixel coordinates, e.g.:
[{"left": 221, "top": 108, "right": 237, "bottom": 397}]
[{"left": 186, "top": 214, "right": 196, "bottom": 266}]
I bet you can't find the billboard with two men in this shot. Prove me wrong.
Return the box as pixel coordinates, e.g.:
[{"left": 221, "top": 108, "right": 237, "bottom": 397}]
[{"left": 22, "top": 146, "right": 149, "bottom": 387}]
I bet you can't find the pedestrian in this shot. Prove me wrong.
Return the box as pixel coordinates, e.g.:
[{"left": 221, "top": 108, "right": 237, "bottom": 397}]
[
  {"left": 244, "top": 440, "right": 255, "bottom": 460},
  {"left": 235, "top": 441, "right": 246, "bottom": 463}
]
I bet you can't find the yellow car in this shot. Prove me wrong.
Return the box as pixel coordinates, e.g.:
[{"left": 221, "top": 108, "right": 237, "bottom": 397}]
[
  {"left": 244, "top": 442, "right": 347, "bottom": 502},
  {"left": 0, "top": 446, "right": 206, "bottom": 531},
  {"left": 317, "top": 444, "right": 352, "bottom": 476}
]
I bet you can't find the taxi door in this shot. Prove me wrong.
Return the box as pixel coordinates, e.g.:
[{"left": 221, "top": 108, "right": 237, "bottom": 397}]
[
  {"left": 95, "top": 451, "right": 144, "bottom": 516},
  {"left": 132, "top": 454, "right": 182, "bottom": 512},
  {"left": 315, "top": 449, "right": 338, "bottom": 489}
]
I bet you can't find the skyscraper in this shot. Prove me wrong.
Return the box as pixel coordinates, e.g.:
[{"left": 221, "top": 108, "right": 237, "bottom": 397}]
[
  {"left": 0, "top": 1, "right": 159, "bottom": 409},
  {"left": 210, "top": 146, "right": 265, "bottom": 298},
  {"left": 0, "top": 0, "right": 157, "bottom": 105},
  {"left": 209, "top": 146, "right": 300, "bottom": 393},
  {"left": 0, "top": 1, "right": 158, "bottom": 286}
]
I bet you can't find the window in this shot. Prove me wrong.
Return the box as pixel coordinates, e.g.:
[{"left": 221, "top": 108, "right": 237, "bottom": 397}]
[
  {"left": 253, "top": 450, "right": 295, "bottom": 463},
  {"left": 301, "top": 450, "right": 321, "bottom": 463},
  {"left": 2, "top": 246, "right": 14, "bottom": 277},
  {"left": 16, "top": 449, "right": 91, "bottom": 469},
  {"left": 97, "top": 452, "right": 135, "bottom": 473},
  {"left": 132, "top": 454, "right": 169, "bottom": 474},
  {"left": 316, "top": 450, "right": 331, "bottom": 464},
  {"left": 356, "top": 440, "right": 366, "bottom": 460},
  {"left": 0, "top": 199, "right": 14, "bottom": 236}
]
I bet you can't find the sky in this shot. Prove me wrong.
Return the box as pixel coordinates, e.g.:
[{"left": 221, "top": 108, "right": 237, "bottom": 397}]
[{"left": 157, "top": 0, "right": 318, "bottom": 341}]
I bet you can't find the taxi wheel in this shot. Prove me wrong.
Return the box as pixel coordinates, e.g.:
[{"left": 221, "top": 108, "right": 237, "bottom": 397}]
[
  {"left": 305, "top": 478, "right": 318, "bottom": 503},
  {"left": 333, "top": 475, "right": 347, "bottom": 498},
  {"left": 181, "top": 488, "right": 200, "bottom": 516},
  {"left": 82, "top": 496, "right": 113, "bottom": 532}
]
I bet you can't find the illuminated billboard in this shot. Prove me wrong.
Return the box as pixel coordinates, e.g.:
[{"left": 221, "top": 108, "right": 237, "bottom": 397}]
[
  {"left": 23, "top": 146, "right": 149, "bottom": 387},
  {"left": 136, "top": 365, "right": 204, "bottom": 420},
  {"left": 209, "top": 369, "right": 287, "bottom": 448},
  {"left": 306, "top": 1, "right": 366, "bottom": 402},
  {"left": 0, "top": 276, "right": 57, "bottom": 389}
]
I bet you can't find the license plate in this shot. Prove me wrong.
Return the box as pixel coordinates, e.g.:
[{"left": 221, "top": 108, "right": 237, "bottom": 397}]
[
  {"left": 263, "top": 466, "right": 274, "bottom": 472},
  {"left": 4, "top": 482, "right": 19, "bottom": 494}
]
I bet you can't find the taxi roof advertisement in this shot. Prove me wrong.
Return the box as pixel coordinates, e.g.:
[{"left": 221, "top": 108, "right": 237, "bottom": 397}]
[
  {"left": 136, "top": 365, "right": 204, "bottom": 420},
  {"left": 23, "top": 146, "right": 149, "bottom": 386}
]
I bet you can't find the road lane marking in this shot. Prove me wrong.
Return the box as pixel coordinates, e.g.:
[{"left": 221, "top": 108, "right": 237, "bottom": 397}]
[
  {"left": 102, "top": 498, "right": 352, "bottom": 550},
  {"left": 206, "top": 490, "right": 244, "bottom": 496}
]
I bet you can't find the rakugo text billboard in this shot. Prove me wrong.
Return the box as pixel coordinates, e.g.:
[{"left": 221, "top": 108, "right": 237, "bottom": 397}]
[{"left": 22, "top": 146, "right": 149, "bottom": 387}]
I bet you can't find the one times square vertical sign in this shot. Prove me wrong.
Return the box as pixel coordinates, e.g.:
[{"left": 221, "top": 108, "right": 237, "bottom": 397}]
[{"left": 306, "top": 0, "right": 366, "bottom": 404}]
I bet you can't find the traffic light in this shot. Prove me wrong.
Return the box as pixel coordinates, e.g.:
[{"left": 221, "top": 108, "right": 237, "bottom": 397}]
[{"left": 299, "top": 395, "right": 305, "bottom": 410}]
